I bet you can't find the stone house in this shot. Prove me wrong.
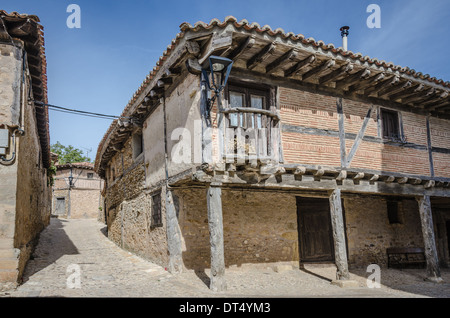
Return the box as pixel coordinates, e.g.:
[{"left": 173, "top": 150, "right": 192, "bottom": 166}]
[
  {"left": 52, "top": 162, "right": 104, "bottom": 219},
  {"left": 95, "top": 17, "right": 450, "bottom": 291},
  {"left": 0, "top": 11, "right": 51, "bottom": 290}
]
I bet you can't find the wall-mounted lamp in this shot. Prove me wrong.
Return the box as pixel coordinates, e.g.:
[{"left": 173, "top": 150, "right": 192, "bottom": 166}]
[{"left": 201, "top": 55, "right": 233, "bottom": 118}]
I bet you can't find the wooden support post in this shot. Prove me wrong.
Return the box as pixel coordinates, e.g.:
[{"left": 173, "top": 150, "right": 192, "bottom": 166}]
[
  {"left": 207, "top": 183, "right": 227, "bottom": 291},
  {"left": 165, "top": 187, "right": 183, "bottom": 274},
  {"left": 328, "top": 189, "right": 351, "bottom": 281},
  {"left": 416, "top": 195, "right": 443, "bottom": 283}
]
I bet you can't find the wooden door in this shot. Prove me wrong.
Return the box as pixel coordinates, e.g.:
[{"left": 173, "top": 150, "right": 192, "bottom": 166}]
[
  {"left": 296, "top": 197, "right": 334, "bottom": 262},
  {"left": 55, "top": 198, "right": 66, "bottom": 215}
]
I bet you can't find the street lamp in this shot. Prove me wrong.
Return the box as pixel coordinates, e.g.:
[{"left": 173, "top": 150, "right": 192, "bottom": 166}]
[{"left": 202, "top": 55, "right": 233, "bottom": 117}]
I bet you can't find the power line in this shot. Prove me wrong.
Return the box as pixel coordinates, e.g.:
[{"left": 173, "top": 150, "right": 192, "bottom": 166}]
[{"left": 34, "top": 101, "right": 131, "bottom": 120}]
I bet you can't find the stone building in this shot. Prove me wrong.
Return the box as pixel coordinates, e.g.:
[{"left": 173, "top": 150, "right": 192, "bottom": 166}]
[
  {"left": 52, "top": 162, "right": 104, "bottom": 220},
  {"left": 0, "top": 11, "right": 51, "bottom": 290},
  {"left": 95, "top": 17, "right": 450, "bottom": 291}
]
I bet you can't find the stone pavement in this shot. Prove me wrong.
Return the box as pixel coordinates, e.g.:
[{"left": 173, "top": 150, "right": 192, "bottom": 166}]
[{"left": 1, "top": 217, "right": 449, "bottom": 298}]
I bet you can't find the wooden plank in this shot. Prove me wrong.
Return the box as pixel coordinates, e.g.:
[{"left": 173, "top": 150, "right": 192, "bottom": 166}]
[
  {"left": 235, "top": 127, "right": 245, "bottom": 165},
  {"left": 257, "top": 127, "right": 268, "bottom": 159}
]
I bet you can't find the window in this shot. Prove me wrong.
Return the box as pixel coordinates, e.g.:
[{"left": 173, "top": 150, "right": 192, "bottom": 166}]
[
  {"left": 87, "top": 173, "right": 94, "bottom": 179},
  {"left": 151, "top": 192, "right": 162, "bottom": 228},
  {"left": 227, "top": 83, "right": 270, "bottom": 128},
  {"left": 380, "top": 108, "right": 401, "bottom": 140},
  {"left": 133, "top": 132, "right": 143, "bottom": 159},
  {"left": 387, "top": 199, "right": 402, "bottom": 224}
]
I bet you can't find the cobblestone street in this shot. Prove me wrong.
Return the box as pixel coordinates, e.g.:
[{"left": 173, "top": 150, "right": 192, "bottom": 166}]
[{"left": 1, "top": 217, "right": 449, "bottom": 298}]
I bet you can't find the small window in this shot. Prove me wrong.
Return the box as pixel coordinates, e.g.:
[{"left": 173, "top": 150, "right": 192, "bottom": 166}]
[
  {"left": 133, "top": 133, "right": 143, "bottom": 159},
  {"left": 387, "top": 200, "right": 402, "bottom": 224},
  {"left": 151, "top": 192, "right": 162, "bottom": 228},
  {"left": 87, "top": 173, "right": 94, "bottom": 179},
  {"left": 227, "top": 83, "right": 270, "bottom": 128},
  {"left": 381, "top": 108, "right": 401, "bottom": 140}
]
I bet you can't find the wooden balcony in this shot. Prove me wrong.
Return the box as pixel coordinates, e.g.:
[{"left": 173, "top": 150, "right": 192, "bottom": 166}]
[{"left": 220, "top": 107, "right": 281, "bottom": 167}]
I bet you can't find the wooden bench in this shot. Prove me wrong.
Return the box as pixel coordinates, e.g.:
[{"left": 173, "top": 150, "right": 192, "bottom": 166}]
[{"left": 387, "top": 247, "right": 426, "bottom": 269}]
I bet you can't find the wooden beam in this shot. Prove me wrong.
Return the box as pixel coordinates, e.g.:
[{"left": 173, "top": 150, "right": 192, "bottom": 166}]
[
  {"left": 207, "top": 184, "right": 227, "bottom": 292},
  {"left": 377, "top": 80, "right": 412, "bottom": 98},
  {"left": 335, "top": 68, "right": 371, "bottom": 90},
  {"left": 266, "top": 48, "right": 299, "bottom": 74},
  {"left": 389, "top": 83, "right": 424, "bottom": 101},
  {"left": 227, "top": 36, "right": 255, "bottom": 61},
  {"left": 402, "top": 87, "right": 435, "bottom": 105},
  {"left": 329, "top": 189, "right": 351, "bottom": 281},
  {"left": 165, "top": 188, "right": 183, "bottom": 274},
  {"left": 301, "top": 59, "right": 336, "bottom": 81},
  {"left": 416, "top": 195, "right": 442, "bottom": 282},
  {"left": 345, "top": 105, "right": 374, "bottom": 168},
  {"left": 421, "top": 92, "right": 450, "bottom": 110},
  {"left": 199, "top": 32, "right": 234, "bottom": 65},
  {"left": 318, "top": 62, "right": 353, "bottom": 85},
  {"left": 247, "top": 42, "right": 277, "bottom": 70},
  {"left": 284, "top": 54, "right": 316, "bottom": 78},
  {"left": 365, "top": 75, "right": 400, "bottom": 96},
  {"left": 346, "top": 72, "right": 385, "bottom": 93},
  {"left": 337, "top": 98, "right": 347, "bottom": 167}
]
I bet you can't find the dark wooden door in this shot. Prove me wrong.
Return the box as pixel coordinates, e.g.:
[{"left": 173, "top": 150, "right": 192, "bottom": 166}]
[{"left": 296, "top": 197, "right": 334, "bottom": 262}]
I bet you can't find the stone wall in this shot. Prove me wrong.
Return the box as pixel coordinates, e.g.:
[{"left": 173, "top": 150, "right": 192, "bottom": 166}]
[
  {"left": 344, "top": 197, "right": 424, "bottom": 267},
  {"left": 0, "top": 41, "right": 51, "bottom": 289},
  {"left": 174, "top": 187, "right": 425, "bottom": 270},
  {"left": 104, "top": 138, "right": 168, "bottom": 268}
]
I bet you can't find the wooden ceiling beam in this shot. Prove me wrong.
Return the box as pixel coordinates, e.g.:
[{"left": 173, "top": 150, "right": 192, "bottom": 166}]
[
  {"left": 284, "top": 54, "right": 316, "bottom": 78},
  {"left": 335, "top": 68, "right": 371, "bottom": 90},
  {"left": 247, "top": 42, "right": 277, "bottom": 70},
  {"left": 301, "top": 59, "right": 335, "bottom": 82},
  {"left": 227, "top": 36, "right": 255, "bottom": 61},
  {"left": 266, "top": 48, "right": 299, "bottom": 74},
  {"left": 318, "top": 62, "right": 353, "bottom": 85},
  {"left": 388, "top": 83, "right": 424, "bottom": 101},
  {"left": 346, "top": 72, "right": 385, "bottom": 93}
]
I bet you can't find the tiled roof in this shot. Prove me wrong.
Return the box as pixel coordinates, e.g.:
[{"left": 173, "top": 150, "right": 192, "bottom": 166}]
[{"left": 56, "top": 162, "right": 94, "bottom": 170}]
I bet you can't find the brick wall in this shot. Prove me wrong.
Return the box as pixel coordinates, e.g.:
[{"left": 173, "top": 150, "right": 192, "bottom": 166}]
[{"left": 279, "top": 86, "right": 450, "bottom": 178}]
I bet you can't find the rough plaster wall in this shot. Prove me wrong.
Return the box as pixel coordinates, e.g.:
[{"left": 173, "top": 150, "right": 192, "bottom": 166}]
[
  {"left": 0, "top": 43, "right": 22, "bottom": 126},
  {"left": 69, "top": 189, "right": 102, "bottom": 219}
]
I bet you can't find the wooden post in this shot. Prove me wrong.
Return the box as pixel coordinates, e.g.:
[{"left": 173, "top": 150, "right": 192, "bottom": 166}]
[
  {"left": 329, "top": 189, "right": 351, "bottom": 281},
  {"left": 207, "top": 183, "right": 227, "bottom": 292},
  {"left": 165, "top": 187, "right": 183, "bottom": 274},
  {"left": 416, "top": 195, "right": 443, "bottom": 283}
]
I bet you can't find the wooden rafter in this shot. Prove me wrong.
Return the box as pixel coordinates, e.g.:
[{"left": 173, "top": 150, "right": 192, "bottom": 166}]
[
  {"left": 247, "top": 42, "right": 277, "bottom": 70},
  {"left": 266, "top": 48, "right": 299, "bottom": 74},
  {"left": 301, "top": 59, "right": 335, "bottom": 81},
  {"left": 284, "top": 54, "right": 316, "bottom": 78},
  {"left": 318, "top": 62, "right": 353, "bottom": 85},
  {"left": 363, "top": 75, "right": 399, "bottom": 96},
  {"left": 377, "top": 80, "right": 412, "bottom": 98},
  {"left": 346, "top": 72, "right": 385, "bottom": 93},
  {"left": 388, "top": 83, "right": 424, "bottom": 101},
  {"left": 227, "top": 36, "right": 255, "bottom": 61},
  {"left": 335, "top": 68, "right": 371, "bottom": 90}
]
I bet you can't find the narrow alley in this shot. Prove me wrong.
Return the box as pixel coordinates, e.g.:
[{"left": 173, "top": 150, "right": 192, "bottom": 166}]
[{"left": 1, "top": 217, "right": 449, "bottom": 298}]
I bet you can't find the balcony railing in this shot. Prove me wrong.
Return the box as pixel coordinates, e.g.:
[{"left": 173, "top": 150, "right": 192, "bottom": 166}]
[{"left": 220, "top": 107, "right": 281, "bottom": 166}]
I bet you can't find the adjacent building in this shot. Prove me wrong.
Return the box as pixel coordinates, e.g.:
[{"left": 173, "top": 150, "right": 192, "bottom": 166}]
[
  {"left": 0, "top": 11, "right": 51, "bottom": 290},
  {"left": 95, "top": 17, "right": 450, "bottom": 291},
  {"left": 52, "top": 162, "right": 104, "bottom": 220}
]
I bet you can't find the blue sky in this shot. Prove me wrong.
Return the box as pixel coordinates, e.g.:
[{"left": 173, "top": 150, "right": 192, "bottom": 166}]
[{"left": 2, "top": 0, "right": 449, "bottom": 161}]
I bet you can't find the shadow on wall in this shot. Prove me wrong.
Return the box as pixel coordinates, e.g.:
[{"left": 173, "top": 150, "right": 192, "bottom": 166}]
[{"left": 20, "top": 218, "right": 79, "bottom": 284}]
